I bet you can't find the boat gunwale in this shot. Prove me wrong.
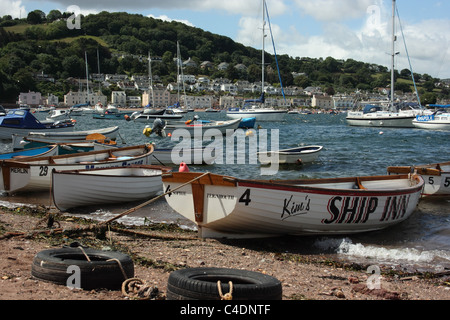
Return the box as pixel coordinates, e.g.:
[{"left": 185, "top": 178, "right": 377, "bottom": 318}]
[
  {"left": 257, "top": 145, "right": 323, "bottom": 155},
  {"left": 4, "top": 143, "right": 154, "bottom": 165},
  {"left": 52, "top": 164, "right": 172, "bottom": 177},
  {"left": 162, "top": 172, "right": 425, "bottom": 196}
]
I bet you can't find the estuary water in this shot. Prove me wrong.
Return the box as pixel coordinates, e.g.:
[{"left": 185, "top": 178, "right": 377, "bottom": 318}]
[{"left": 1, "top": 110, "right": 449, "bottom": 273}]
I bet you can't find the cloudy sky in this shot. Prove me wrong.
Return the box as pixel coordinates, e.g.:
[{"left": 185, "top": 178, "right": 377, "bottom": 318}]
[{"left": 2, "top": 0, "right": 449, "bottom": 79}]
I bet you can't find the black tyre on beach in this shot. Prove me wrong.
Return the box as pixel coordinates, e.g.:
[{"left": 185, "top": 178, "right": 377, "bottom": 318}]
[
  {"left": 31, "top": 245, "right": 134, "bottom": 290},
  {"left": 166, "top": 267, "right": 282, "bottom": 300}
]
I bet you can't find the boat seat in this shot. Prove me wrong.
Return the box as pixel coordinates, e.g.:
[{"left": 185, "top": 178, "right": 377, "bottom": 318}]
[{"left": 354, "top": 178, "right": 366, "bottom": 190}]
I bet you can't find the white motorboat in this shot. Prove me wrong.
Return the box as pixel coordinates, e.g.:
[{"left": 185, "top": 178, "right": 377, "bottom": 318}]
[
  {"left": 0, "top": 109, "right": 75, "bottom": 140},
  {"left": 144, "top": 118, "right": 242, "bottom": 138},
  {"left": 413, "top": 110, "right": 450, "bottom": 131}
]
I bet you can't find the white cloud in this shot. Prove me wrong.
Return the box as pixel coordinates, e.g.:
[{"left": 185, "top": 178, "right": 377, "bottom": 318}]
[
  {"left": 147, "top": 14, "right": 194, "bottom": 27},
  {"left": 292, "top": 0, "right": 378, "bottom": 22},
  {"left": 1, "top": 0, "right": 26, "bottom": 18},
  {"left": 236, "top": 0, "right": 450, "bottom": 78}
]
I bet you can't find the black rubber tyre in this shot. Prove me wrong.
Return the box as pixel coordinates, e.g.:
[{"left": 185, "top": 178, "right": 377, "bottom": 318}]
[
  {"left": 31, "top": 247, "right": 134, "bottom": 290},
  {"left": 166, "top": 267, "right": 282, "bottom": 300}
]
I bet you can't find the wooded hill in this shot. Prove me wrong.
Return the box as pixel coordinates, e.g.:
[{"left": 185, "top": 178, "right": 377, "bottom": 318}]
[{"left": 0, "top": 10, "right": 446, "bottom": 104}]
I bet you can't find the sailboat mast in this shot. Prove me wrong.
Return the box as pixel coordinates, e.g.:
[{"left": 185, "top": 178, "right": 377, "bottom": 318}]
[
  {"left": 390, "top": 0, "right": 396, "bottom": 111},
  {"left": 262, "top": 0, "right": 266, "bottom": 95},
  {"left": 85, "top": 51, "right": 90, "bottom": 105},
  {"left": 148, "top": 52, "right": 154, "bottom": 107},
  {"left": 97, "top": 48, "right": 101, "bottom": 93}
]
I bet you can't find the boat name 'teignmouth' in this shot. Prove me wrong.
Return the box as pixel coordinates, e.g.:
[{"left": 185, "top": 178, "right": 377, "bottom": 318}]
[{"left": 281, "top": 195, "right": 412, "bottom": 224}]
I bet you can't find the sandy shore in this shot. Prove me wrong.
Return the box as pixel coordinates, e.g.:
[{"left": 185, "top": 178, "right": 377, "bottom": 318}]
[{"left": 1, "top": 205, "right": 449, "bottom": 303}]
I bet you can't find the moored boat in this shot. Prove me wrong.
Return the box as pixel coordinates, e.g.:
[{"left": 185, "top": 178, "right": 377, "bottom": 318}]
[
  {"left": 0, "top": 144, "right": 155, "bottom": 194},
  {"left": 162, "top": 172, "right": 424, "bottom": 238},
  {"left": 412, "top": 111, "right": 450, "bottom": 131},
  {"left": 152, "top": 147, "right": 217, "bottom": 166},
  {"left": 144, "top": 118, "right": 242, "bottom": 138},
  {"left": 0, "top": 145, "right": 58, "bottom": 160},
  {"left": 226, "top": 94, "right": 287, "bottom": 122},
  {"left": 0, "top": 109, "right": 75, "bottom": 140},
  {"left": 52, "top": 165, "right": 172, "bottom": 211},
  {"left": 127, "top": 109, "right": 183, "bottom": 122},
  {"left": 11, "top": 126, "right": 120, "bottom": 150},
  {"left": 257, "top": 145, "right": 323, "bottom": 165},
  {"left": 387, "top": 161, "right": 450, "bottom": 198}
]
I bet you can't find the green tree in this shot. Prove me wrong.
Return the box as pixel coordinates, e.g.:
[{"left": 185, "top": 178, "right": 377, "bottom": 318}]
[
  {"left": 47, "top": 10, "right": 62, "bottom": 22},
  {"left": 27, "top": 10, "right": 45, "bottom": 25},
  {"left": 421, "top": 92, "right": 437, "bottom": 105},
  {"left": 62, "top": 56, "right": 85, "bottom": 78}
]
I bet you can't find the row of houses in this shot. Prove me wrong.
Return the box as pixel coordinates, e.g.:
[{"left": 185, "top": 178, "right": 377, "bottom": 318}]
[{"left": 18, "top": 88, "right": 361, "bottom": 110}]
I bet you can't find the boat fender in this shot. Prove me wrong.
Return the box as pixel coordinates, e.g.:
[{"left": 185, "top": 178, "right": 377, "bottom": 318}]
[
  {"left": 143, "top": 126, "right": 152, "bottom": 137},
  {"left": 179, "top": 162, "right": 189, "bottom": 172},
  {"left": 124, "top": 114, "right": 130, "bottom": 121}
]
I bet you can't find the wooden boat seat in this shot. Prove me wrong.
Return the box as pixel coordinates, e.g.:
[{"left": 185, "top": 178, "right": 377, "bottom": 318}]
[{"left": 355, "top": 177, "right": 366, "bottom": 190}]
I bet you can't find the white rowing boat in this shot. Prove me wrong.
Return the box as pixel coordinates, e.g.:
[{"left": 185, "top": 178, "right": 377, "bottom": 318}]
[
  {"left": 11, "top": 126, "right": 120, "bottom": 150},
  {"left": 162, "top": 172, "right": 424, "bottom": 239},
  {"left": 0, "top": 144, "right": 155, "bottom": 194},
  {"left": 52, "top": 165, "right": 172, "bottom": 211},
  {"left": 257, "top": 145, "right": 323, "bottom": 165},
  {"left": 388, "top": 161, "right": 450, "bottom": 198}
]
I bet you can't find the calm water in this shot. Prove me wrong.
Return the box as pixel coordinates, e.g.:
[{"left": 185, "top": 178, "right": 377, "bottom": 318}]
[{"left": 1, "top": 110, "right": 449, "bottom": 272}]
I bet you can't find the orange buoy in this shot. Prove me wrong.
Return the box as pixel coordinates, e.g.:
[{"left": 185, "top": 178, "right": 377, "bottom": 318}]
[{"left": 179, "top": 162, "right": 189, "bottom": 172}]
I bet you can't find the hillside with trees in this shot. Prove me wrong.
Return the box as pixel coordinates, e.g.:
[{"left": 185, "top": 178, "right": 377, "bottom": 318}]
[{"left": 0, "top": 10, "right": 447, "bottom": 104}]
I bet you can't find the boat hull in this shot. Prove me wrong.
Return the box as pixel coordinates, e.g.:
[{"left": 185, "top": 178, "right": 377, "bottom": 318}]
[
  {"left": 0, "top": 126, "right": 75, "bottom": 141},
  {"left": 0, "top": 145, "right": 58, "bottom": 160},
  {"left": 133, "top": 114, "right": 183, "bottom": 122},
  {"left": 227, "top": 110, "right": 286, "bottom": 122},
  {"left": 153, "top": 147, "right": 217, "bottom": 165},
  {"left": 11, "top": 126, "right": 119, "bottom": 150},
  {"left": 412, "top": 114, "right": 450, "bottom": 130},
  {"left": 163, "top": 118, "right": 242, "bottom": 137},
  {"left": 413, "top": 122, "right": 450, "bottom": 130},
  {"left": 346, "top": 112, "right": 415, "bottom": 128},
  {"left": 162, "top": 172, "right": 424, "bottom": 238},
  {"left": 257, "top": 146, "right": 323, "bottom": 164},
  {"left": 1, "top": 144, "right": 154, "bottom": 193},
  {"left": 52, "top": 165, "right": 170, "bottom": 211},
  {"left": 388, "top": 162, "right": 450, "bottom": 198}
]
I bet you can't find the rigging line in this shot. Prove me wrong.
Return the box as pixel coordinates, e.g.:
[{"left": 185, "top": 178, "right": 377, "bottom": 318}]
[
  {"left": 395, "top": 5, "right": 422, "bottom": 107},
  {"left": 264, "top": 1, "right": 286, "bottom": 102}
]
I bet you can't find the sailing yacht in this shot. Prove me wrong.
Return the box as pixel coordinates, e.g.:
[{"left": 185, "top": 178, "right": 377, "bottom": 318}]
[
  {"left": 346, "top": 0, "right": 429, "bottom": 128},
  {"left": 226, "top": 0, "right": 287, "bottom": 122}
]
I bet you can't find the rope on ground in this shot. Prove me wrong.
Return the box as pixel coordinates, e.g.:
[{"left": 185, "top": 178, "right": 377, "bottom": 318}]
[
  {"left": 99, "top": 171, "right": 211, "bottom": 226},
  {"left": 121, "top": 278, "right": 161, "bottom": 300}
]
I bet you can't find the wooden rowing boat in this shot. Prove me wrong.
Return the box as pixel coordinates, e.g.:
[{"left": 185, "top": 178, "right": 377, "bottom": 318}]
[
  {"left": 0, "top": 144, "right": 155, "bottom": 194},
  {"left": 388, "top": 161, "right": 450, "bottom": 198},
  {"left": 52, "top": 165, "right": 171, "bottom": 211},
  {"left": 162, "top": 172, "right": 424, "bottom": 238}
]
